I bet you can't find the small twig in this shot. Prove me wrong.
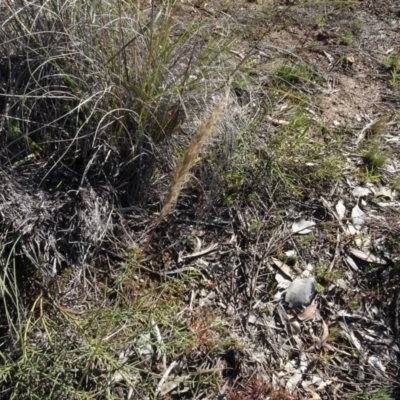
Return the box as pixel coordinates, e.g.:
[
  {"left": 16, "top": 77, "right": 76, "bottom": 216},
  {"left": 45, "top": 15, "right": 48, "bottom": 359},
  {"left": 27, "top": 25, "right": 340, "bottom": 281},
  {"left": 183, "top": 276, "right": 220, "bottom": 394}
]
[
  {"left": 328, "top": 229, "right": 341, "bottom": 272},
  {"left": 391, "top": 288, "right": 400, "bottom": 346},
  {"left": 151, "top": 317, "right": 165, "bottom": 368},
  {"left": 155, "top": 360, "right": 177, "bottom": 397},
  {"left": 180, "top": 243, "right": 219, "bottom": 260},
  {"left": 320, "top": 196, "right": 346, "bottom": 234},
  {"left": 162, "top": 266, "right": 203, "bottom": 275},
  {"left": 355, "top": 117, "right": 376, "bottom": 146},
  {"left": 266, "top": 116, "right": 290, "bottom": 125}
]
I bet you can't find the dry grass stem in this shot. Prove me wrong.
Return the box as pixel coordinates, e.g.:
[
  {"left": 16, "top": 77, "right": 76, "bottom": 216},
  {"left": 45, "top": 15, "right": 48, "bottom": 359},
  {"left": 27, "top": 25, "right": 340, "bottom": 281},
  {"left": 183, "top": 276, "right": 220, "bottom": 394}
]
[{"left": 158, "top": 83, "right": 231, "bottom": 222}]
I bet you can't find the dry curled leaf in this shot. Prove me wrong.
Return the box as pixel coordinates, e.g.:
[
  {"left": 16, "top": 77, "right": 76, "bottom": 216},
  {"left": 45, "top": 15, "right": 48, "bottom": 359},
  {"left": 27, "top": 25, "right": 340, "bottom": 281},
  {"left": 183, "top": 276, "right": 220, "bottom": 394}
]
[
  {"left": 344, "top": 223, "right": 357, "bottom": 236},
  {"left": 272, "top": 257, "right": 295, "bottom": 279},
  {"left": 297, "top": 303, "right": 318, "bottom": 322},
  {"left": 352, "top": 187, "right": 371, "bottom": 198},
  {"left": 317, "top": 320, "right": 329, "bottom": 349},
  {"left": 335, "top": 200, "right": 346, "bottom": 220},
  {"left": 351, "top": 205, "right": 365, "bottom": 230},
  {"left": 344, "top": 256, "right": 360, "bottom": 271},
  {"left": 292, "top": 219, "right": 316, "bottom": 234}
]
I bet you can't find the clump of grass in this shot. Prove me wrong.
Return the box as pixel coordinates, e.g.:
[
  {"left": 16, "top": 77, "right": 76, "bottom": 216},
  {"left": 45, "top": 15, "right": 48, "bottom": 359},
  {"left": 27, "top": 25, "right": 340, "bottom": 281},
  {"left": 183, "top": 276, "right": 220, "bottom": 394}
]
[
  {"left": 0, "top": 253, "right": 234, "bottom": 399},
  {"left": 249, "top": 220, "right": 262, "bottom": 235},
  {"left": 0, "top": 1, "right": 242, "bottom": 398},
  {"left": 340, "top": 30, "right": 353, "bottom": 45},
  {"left": 368, "top": 115, "right": 391, "bottom": 137},
  {"left": 327, "top": 324, "right": 342, "bottom": 342},
  {"left": 274, "top": 63, "right": 315, "bottom": 87},
  {"left": 315, "top": 262, "right": 342, "bottom": 285},
  {"left": 383, "top": 53, "right": 400, "bottom": 72},
  {"left": 0, "top": 0, "right": 235, "bottom": 203},
  {"left": 221, "top": 171, "right": 246, "bottom": 205},
  {"left": 350, "top": 298, "right": 361, "bottom": 310},
  {"left": 349, "top": 387, "right": 393, "bottom": 400},
  {"left": 351, "top": 19, "right": 365, "bottom": 32},
  {"left": 392, "top": 175, "right": 400, "bottom": 190},
  {"left": 363, "top": 143, "right": 392, "bottom": 169},
  {"left": 383, "top": 53, "right": 399, "bottom": 86},
  {"left": 262, "top": 111, "right": 347, "bottom": 194}
]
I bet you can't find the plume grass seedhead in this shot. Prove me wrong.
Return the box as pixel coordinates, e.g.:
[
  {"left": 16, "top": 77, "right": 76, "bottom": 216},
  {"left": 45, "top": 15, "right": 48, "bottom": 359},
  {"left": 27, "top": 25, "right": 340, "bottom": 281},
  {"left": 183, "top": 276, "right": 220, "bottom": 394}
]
[{"left": 158, "top": 83, "right": 231, "bottom": 222}]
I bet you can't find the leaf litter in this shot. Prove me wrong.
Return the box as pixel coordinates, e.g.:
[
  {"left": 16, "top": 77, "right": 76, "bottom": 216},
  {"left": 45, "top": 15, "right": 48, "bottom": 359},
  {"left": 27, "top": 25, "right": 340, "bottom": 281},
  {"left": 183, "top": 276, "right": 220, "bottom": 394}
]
[
  {"left": 292, "top": 219, "right": 316, "bottom": 234},
  {"left": 135, "top": 163, "right": 400, "bottom": 399}
]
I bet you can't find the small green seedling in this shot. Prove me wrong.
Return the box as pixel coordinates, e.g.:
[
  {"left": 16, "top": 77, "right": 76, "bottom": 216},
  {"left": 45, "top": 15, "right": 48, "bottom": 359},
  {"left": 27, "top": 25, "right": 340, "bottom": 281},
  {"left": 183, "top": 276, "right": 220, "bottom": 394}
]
[
  {"left": 351, "top": 19, "right": 364, "bottom": 32},
  {"left": 340, "top": 30, "right": 353, "bottom": 45},
  {"left": 392, "top": 175, "right": 400, "bottom": 190},
  {"left": 249, "top": 221, "right": 262, "bottom": 234},
  {"left": 315, "top": 262, "right": 342, "bottom": 284},
  {"left": 383, "top": 54, "right": 399, "bottom": 72},
  {"left": 350, "top": 298, "right": 360, "bottom": 310},
  {"left": 383, "top": 54, "right": 399, "bottom": 86},
  {"left": 275, "top": 63, "right": 314, "bottom": 85}
]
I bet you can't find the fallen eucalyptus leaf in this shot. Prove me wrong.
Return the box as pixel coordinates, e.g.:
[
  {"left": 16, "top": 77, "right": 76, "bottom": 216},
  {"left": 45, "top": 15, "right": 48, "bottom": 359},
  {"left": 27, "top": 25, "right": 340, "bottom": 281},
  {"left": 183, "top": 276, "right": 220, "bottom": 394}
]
[
  {"left": 375, "top": 186, "right": 396, "bottom": 200},
  {"left": 335, "top": 200, "right": 346, "bottom": 220},
  {"left": 292, "top": 219, "right": 316, "bottom": 234},
  {"left": 304, "top": 390, "right": 321, "bottom": 400},
  {"left": 159, "top": 375, "right": 191, "bottom": 397},
  {"left": 368, "top": 356, "right": 386, "bottom": 374},
  {"left": 285, "top": 277, "right": 315, "bottom": 308},
  {"left": 351, "top": 205, "right": 365, "bottom": 230},
  {"left": 344, "top": 223, "right": 357, "bottom": 236},
  {"left": 340, "top": 322, "right": 362, "bottom": 351},
  {"left": 352, "top": 187, "right": 371, "bottom": 198},
  {"left": 286, "top": 372, "right": 302, "bottom": 390},
  {"left": 317, "top": 320, "right": 329, "bottom": 349},
  {"left": 272, "top": 257, "right": 295, "bottom": 279},
  {"left": 297, "top": 303, "right": 317, "bottom": 322},
  {"left": 275, "top": 273, "right": 292, "bottom": 289},
  {"left": 377, "top": 201, "right": 400, "bottom": 207},
  {"left": 349, "top": 248, "right": 387, "bottom": 265}
]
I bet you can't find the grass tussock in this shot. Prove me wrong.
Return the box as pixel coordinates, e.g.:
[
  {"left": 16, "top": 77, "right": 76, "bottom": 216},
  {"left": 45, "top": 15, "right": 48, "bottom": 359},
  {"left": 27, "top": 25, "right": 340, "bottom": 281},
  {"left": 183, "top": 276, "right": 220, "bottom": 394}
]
[
  {"left": 0, "top": 252, "right": 235, "bottom": 399},
  {"left": 0, "top": 1, "right": 241, "bottom": 398}
]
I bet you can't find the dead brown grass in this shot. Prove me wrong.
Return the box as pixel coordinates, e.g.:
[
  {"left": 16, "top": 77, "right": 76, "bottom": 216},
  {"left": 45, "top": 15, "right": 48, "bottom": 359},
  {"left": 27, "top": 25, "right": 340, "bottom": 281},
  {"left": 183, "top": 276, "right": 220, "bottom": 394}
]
[{"left": 157, "top": 82, "right": 231, "bottom": 222}]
